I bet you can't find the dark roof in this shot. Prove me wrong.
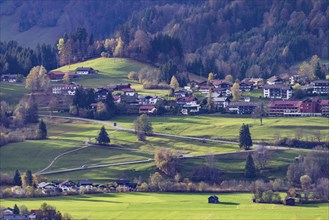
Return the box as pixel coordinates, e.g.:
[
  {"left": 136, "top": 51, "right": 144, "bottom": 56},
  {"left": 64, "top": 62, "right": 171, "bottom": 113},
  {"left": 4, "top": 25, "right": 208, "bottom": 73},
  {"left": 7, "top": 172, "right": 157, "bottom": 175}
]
[
  {"left": 311, "top": 80, "right": 329, "bottom": 84},
  {"left": 263, "top": 85, "right": 291, "bottom": 89},
  {"left": 76, "top": 67, "right": 94, "bottom": 71},
  {"left": 228, "top": 102, "right": 258, "bottom": 107},
  {"left": 78, "top": 180, "right": 93, "bottom": 185}
]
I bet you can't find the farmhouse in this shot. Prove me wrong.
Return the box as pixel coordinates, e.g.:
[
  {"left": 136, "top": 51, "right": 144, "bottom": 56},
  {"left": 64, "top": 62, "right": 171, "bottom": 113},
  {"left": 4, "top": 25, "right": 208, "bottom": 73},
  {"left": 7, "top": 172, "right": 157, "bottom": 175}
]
[
  {"left": 249, "top": 78, "right": 265, "bottom": 88},
  {"left": 94, "top": 88, "right": 110, "bottom": 101},
  {"left": 263, "top": 85, "right": 293, "bottom": 100},
  {"left": 212, "top": 80, "right": 232, "bottom": 89},
  {"left": 199, "top": 85, "right": 214, "bottom": 94},
  {"left": 139, "top": 105, "right": 157, "bottom": 114},
  {"left": 116, "top": 179, "right": 137, "bottom": 191},
  {"left": 213, "top": 88, "right": 232, "bottom": 97},
  {"left": 181, "top": 102, "right": 201, "bottom": 115},
  {"left": 212, "top": 96, "right": 230, "bottom": 108},
  {"left": 51, "top": 83, "right": 78, "bottom": 95},
  {"left": 1, "top": 74, "right": 18, "bottom": 82},
  {"left": 208, "top": 195, "right": 219, "bottom": 204},
  {"left": 121, "top": 88, "right": 136, "bottom": 96},
  {"left": 75, "top": 67, "right": 96, "bottom": 75},
  {"left": 266, "top": 76, "right": 284, "bottom": 85},
  {"left": 138, "top": 95, "right": 159, "bottom": 105},
  {"left": 239, "top": 81, "right": 254, "bottom": 91},
  {"left": 311, "top": 80, "right": 329, "bottom": 95},
  {"left": 227, "top": 102, "right": 258, "bottom": 114}
]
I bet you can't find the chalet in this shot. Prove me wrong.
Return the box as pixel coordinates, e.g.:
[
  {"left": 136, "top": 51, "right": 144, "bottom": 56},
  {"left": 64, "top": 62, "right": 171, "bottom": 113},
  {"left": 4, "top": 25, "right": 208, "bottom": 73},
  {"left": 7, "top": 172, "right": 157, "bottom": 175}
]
[
  {"left": 267, "top": 101, "right": 302, "bottom": 116},
  {"left": 320, "top": 100, "right": 329, "bottom": 116},
  {"left": 249, "top": 78, "right": 265, "bottom": 88},
  {"left": 52, "top": 180, "right": 77, "bottom": 191},
  {"left": 1, "top": 74, "right": 18, "bottom": 83},
  {"left": 121, "top": 95, "right": 139, "bottom": 105},
  {"left": 176, "top": 96, "right": 198, "bottom": 106},
  {"left": 311, "top": 80, "right": 329, "bottom": 95},
  {"left": 227, "top": 102, "right": 258, "bottom": 114},
  {"left": 212, "top": 80, "right": 232, "bottom": 89},
  {"left": 47, "top": 71, "right": 77, "bottom": 81},
  {"left": 208, "top": 195, "right": 219, "bottom": 204},
  {"left": 213, "top": 88, "right": 232, "bottom": 97},
  {"left": 94, "top": 88, "right": 109, "bottom": 101},
  {"left": 239, "top": 82, "right": 253, "bottom": 91},
  {"left": 285, "top": 197, "right": 295, "bottom": 206},
  {"left": 78, "top": 180, "right": 93, "bottom": 187},
  {"left": 263, "top": 85, "right": 293, "bottom": 100},
  {"left": 181, "top": 102, "right": 201, "bottom": 115},
  {"left": 139, "top": 105, "right": 157, "bottom": 114},
  {"left": 212, "top": 96, "right": 230, "bottom": 108},
  {"left": 199, "top": 85, "right": 214, "bottom": 94},
  {"left": 3, "top": 214, "right": 29, "bottom": 220},
  {"left": 51, "top": 83, "right": 78, "bottom": 95},
  {"left": 174, "top": 89, "right": 192, "bottom": 98},
  {"left": 188, "top": 80, "right": 206, "bottom": 89},
  {"left": 116, "top": 83, "right": 131, "bottom": 90},
  {"left": 138, "top": 95, "right": 159, "bottom": 105},
  {"left": 37, "top": 182, "right": 57, "bottom": 190},
  {"left": 75, "top": 67, "right": 96, "bottom": 75},
  {"left": 116, "top": 179, "right": 137, "bottom": 191},
  {"left": 2, "top": 208, "right": 14, "bottom": 215},
  {"left": 267, "top": 76, "right": 284, "bottom": 85},
  {"left": 121, "top": 88, "right": 136, "bottom": 96}
]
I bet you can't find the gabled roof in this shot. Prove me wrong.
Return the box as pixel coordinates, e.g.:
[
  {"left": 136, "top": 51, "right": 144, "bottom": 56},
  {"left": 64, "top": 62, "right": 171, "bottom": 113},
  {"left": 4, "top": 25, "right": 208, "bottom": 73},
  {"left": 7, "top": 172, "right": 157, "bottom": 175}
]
[
  {"left": 79, "top": 180, "right": 93, "bottom": 185},
  {"left": 320, "top": 100, "right": 329, "bottom": 105},
  {"left": 268, "top": 100, "right": 302, "bottom": 108},
  {"left": 263, "top": 85, "right": 291, "bottom": 89},
  {"left": 228, "top": 102, "right": 258, "bottom": 107},
  {"left": 212, "top": 80, "right": 232, "bottom": 86},
  {"left": 76, "top": 67, "right": 94, "bottom": 71}
]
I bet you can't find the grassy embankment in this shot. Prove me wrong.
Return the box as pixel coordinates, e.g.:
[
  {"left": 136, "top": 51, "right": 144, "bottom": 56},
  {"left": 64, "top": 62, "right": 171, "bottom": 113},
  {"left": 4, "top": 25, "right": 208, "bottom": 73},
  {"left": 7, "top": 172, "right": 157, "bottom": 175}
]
[{"left": 1, "top": 193, "right": 328, "bottom": 220}]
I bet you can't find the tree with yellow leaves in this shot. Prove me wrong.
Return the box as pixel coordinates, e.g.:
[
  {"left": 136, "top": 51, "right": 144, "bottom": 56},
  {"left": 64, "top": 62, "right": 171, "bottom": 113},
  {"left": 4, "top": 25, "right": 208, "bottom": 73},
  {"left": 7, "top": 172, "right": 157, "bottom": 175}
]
[{"left": 25, "top": 66, "right": 50, "bottom": 92}]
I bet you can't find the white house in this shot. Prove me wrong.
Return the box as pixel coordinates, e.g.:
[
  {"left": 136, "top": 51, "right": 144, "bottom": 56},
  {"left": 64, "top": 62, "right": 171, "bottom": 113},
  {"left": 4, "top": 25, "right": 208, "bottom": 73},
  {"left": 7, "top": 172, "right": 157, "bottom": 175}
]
[
  {"left": 181, "top": 102, "right": 201, "bottom": 115},
  {"left": 51, "top": 83, "right": 78, "bottom": 95}
]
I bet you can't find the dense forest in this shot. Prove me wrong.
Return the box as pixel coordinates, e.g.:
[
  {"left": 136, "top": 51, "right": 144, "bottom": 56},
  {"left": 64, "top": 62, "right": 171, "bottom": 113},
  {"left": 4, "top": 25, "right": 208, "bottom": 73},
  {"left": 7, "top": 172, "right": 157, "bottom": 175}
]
[{"left": 1, "top": 0, "right": 328, "bottom": 79}]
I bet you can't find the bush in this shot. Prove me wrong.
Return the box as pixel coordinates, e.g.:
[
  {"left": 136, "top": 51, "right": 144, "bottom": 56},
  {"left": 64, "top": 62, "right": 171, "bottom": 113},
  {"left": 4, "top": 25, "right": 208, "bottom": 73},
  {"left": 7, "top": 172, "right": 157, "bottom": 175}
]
[
  {"left": 128, "top": 71, "right": 138, "bottom": 81},
  {"left": 143, "top": 81, "right": 171, "bottom": 89}
]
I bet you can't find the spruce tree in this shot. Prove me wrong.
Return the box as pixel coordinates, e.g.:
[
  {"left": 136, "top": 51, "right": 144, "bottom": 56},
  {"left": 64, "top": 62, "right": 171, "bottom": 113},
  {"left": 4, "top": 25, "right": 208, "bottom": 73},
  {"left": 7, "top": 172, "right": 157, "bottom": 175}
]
[
  {"left": 25, "top": 170, "right": 33, "bottom": 187},
  {"left": 13, "top": 169, "right": 22, "bottom": 186},
  {"left": 13, "top": 204, "right": 20, "bottom": 215},
  {"left": 239, "top": 124, "right": 253, "bottom": 150},
  {"left": 97, "top": 126, "right": 110, "bottom": 145},
  {"left": 36, "top": 120, "right": 47, "bottom": 139},
  {"left": 315, "top": 62, "right": 325, "bottom": 80},
  {"left": 105, "top": 92, "right": 116, "bottom": 118},
  {"left": 245, "top": 154, "right": 256, "bottom": 178}
]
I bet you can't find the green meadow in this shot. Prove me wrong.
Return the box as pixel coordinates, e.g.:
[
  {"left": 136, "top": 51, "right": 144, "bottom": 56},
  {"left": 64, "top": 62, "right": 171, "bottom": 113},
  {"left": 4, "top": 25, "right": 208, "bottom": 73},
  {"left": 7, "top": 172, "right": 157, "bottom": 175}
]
[
  {"left": 0, "top": 117, "right": 314, "bottom": 183},
  {"left": 54, "top": 57, "right": 169, "bottom": 96},
  {"left": 0, "top": 81, "right": 28, "bottom": 105},
  {"left": 112, "top": 115, "right": 329, "bottom": 142},
  {"left": 1, "top": 193, "right": 328, "bottom": 220}
]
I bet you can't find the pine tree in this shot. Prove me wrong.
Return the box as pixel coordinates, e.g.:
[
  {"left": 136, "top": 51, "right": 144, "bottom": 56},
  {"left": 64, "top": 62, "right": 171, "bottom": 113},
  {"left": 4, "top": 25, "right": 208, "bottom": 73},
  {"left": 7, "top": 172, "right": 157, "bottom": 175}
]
[
  {"left": 239, "top": 124, "right": 253, "bottom": 150},
  {"left": 24, "top": 170, "right": 33, "bottom": 187},
  {"left": 13, "top": 204, "right": 20, "bottom": 215},
  {"left": 245, "top": 154, "right": 256, "bottom": 178},
  {"left": 315, "top": 62, "right": 325, "bottom": 80},
  {"left": 97, "top": 126, "right": 110, "bottom": 145},
  {"left": 13, "top": 169, "right": 22, "bottom": 186},
  {"left": 105, "top": 92, "right": 116, "bottom": 118},
  {"left": 36, "top": 120, "right": 47, "bottom": 139}
]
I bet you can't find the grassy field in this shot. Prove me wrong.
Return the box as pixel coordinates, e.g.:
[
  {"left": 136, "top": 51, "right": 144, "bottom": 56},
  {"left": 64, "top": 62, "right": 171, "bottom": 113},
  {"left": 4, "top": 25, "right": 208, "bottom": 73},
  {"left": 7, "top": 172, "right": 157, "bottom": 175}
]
[
  {"left": 112, "top": 115, "right": 329, "bottom": 142},
  {"left": 0, "top": 82, "right": 28, "bottom": 105},
  {"left": 1, "top": 193, "right": 328, "bottom": 220},
  {"left": 54, "top": 57, "right": 169, "bottom": 96}
]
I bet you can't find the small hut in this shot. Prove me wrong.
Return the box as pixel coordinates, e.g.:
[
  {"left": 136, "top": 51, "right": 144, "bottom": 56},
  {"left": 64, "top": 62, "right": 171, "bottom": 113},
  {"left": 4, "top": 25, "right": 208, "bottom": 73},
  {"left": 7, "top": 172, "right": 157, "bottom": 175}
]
[
  {"left": 285, "top": 197, "right": 295, "bottom": 206},
  {"left": 208, "top": 195, "right": 219, "bottom": 204}
]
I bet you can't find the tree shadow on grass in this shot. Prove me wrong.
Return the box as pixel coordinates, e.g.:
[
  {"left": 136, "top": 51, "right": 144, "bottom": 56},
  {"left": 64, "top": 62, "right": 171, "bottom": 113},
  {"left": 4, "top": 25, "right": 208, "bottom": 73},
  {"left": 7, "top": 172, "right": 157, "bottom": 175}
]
[{"left": 216, "top": 202, "right": 240, "bottom": 205}]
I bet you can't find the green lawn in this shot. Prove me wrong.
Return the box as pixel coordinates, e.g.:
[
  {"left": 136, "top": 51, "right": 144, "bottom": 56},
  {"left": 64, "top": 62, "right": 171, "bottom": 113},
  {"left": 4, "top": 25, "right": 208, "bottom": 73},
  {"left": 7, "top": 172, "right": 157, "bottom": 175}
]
[
  {"left": 1, "top": 193, "right": 328, "bottom": 220},
  {"left": 0, "top": 82, "right": 28, "bottom": 105},
  {"left": 112, "top": 115, "right": 329, "bottom": 142}
]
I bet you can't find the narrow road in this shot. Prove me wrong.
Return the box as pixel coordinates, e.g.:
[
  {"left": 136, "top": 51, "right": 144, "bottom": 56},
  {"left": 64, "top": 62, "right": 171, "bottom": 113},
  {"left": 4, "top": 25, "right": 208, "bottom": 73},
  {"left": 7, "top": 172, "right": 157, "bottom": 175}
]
[{"left": 38, "top": 159, "right": 154, "bottom": 175}]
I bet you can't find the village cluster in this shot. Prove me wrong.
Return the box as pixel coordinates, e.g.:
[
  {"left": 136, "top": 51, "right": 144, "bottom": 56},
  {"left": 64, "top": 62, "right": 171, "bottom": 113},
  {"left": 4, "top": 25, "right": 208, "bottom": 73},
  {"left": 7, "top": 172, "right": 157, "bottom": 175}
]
[{"left": 1, "top": 67, "right": 329, "bottom": 117}]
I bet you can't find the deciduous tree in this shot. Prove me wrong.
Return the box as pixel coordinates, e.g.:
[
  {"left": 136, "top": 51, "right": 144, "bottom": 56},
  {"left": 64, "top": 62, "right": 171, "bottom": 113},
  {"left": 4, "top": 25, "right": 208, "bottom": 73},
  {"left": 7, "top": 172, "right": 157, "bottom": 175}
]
[
  {"left": 170, "top": 75, "right": 180, "bottom": 90},
  {"left": 134, "top": 114, "right": 153, "bottom": 136},
  {"left": 231, "top": 81, "right": 241, "bottom": 101},
  {"left": 154, "top": 148, "right": 178, "bottom": 177},
  {"left": 25, "top": 66, "right": 50, "bottom": 91}
]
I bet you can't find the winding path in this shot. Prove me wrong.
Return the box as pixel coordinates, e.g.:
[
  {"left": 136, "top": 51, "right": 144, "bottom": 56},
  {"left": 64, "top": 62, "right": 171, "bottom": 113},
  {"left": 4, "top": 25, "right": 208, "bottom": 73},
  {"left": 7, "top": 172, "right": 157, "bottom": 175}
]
[{"left": 37, "top": 114, "right": 319, "bottom": 175}]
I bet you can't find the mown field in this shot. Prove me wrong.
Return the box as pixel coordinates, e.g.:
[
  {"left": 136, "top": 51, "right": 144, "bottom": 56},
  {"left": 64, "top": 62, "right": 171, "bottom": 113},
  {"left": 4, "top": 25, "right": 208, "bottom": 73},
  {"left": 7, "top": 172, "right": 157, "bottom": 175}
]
[
  {"left": 112, "top": 115, "right": 329, "bottom": 142},
  {"left": 0, "top": 116, "right": 314, "bottom": 183},
  {"left": 54, "top": 57, "right": 169, "bottom": 96},
  {"left": 0, "top": 81, "right": 28, "bottom": 105},
  {"left": 1, "top": 193, "right": 328, "bottom": 220}
]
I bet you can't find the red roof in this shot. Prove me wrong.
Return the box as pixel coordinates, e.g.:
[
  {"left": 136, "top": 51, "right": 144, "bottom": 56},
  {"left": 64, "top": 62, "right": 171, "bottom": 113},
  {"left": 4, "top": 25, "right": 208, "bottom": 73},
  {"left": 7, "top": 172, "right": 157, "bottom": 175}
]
[
  {"left": 320, "top": 100, "right": 329, "bottom": 105},
  {"left": 113, "top": 95, "right": 120, "bottom": 101},
  {"left": 268, "top": 100, "right": 302, "bottom": 108},
  {"left": 121, "top": 88, "right": 136, "bottom": 92},
  {"left": 199, "top": 85, "right": 214, "bottom": 89},
  {"left": 212, "top": 80, "right": 232, "bottom": 85}
]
